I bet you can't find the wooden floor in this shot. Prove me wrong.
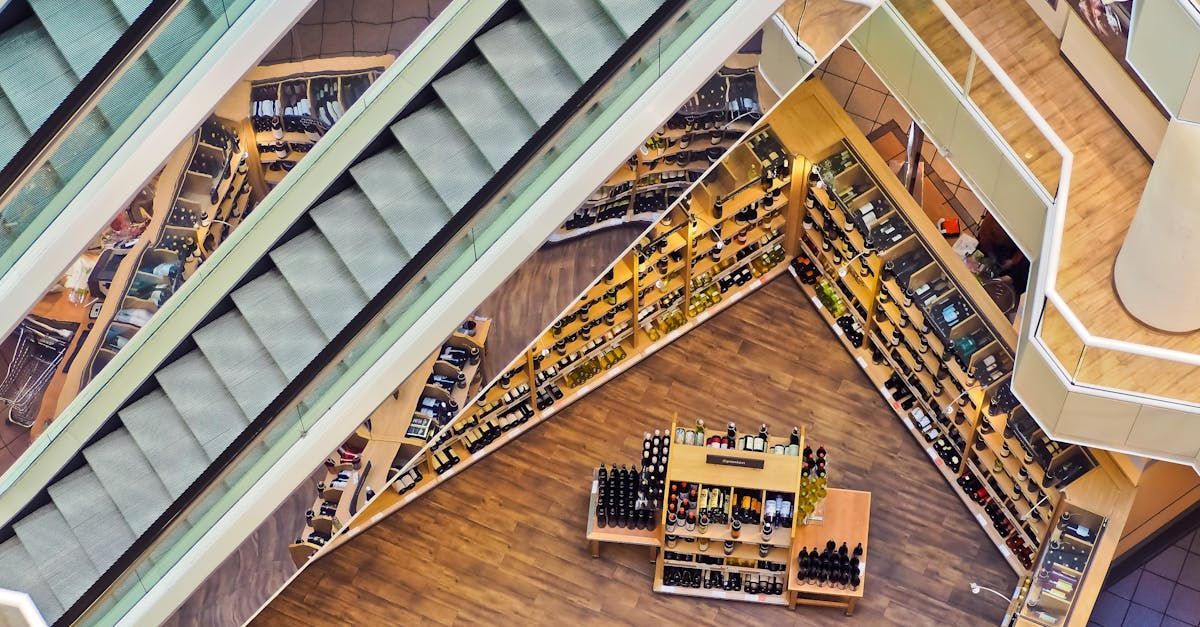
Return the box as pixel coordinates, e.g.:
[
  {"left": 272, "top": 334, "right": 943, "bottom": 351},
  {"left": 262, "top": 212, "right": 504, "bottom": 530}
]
[
  {"left": 256, "top": 277, "right": 1017, "bottom": 626},
  {"left": 473, "top": 225, "right": 646, "bottom": 379}
]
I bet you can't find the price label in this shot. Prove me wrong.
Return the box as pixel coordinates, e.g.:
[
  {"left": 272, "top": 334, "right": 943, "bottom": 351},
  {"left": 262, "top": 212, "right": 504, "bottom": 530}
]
[
  {"left": 855, "top": 356, "right": 867, "bottom": 369},
  {"left": 925, "top": 447, "right": 938, "bottom": 462},
  {"left": 901, "top": 417, "right": 913, "bottom": 430},
  {"left": 757, "top": 594, "right": 768, "bottom": 602},
  {"left": 975, "top": 512, "right": 987, "bottom": 527},
  {"left": 833, "top": 326, "right": 844, "bottom": 337},
  {"left": 591, "top": 479, "right": 598, "bottom": 493},
  {"left": 1000, "top": 545, "right": 1011, "bottom": 557},
  {"left": 811, "top": 296, "right": 821, "bottom": 307}
]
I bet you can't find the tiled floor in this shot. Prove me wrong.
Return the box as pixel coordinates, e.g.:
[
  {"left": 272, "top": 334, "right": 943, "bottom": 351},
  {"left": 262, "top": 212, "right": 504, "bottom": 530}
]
[
  {"left": 1090, "top": 530, "right": 1200, "bottom": 627},
  {"left": 814, "top": 42, "right": 989, "bottom": 230},
  {"left": 261, "top": 0, "right": 449, "bottom": 64}
]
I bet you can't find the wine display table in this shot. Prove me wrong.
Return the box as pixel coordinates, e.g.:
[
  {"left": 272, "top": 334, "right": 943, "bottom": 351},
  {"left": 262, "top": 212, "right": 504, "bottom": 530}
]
[
  {"left": 585, "top": 467, "right": 660, "bottom": 560},
  {"left": 787, "top": 488, "right": 871, "bottom": 615}
]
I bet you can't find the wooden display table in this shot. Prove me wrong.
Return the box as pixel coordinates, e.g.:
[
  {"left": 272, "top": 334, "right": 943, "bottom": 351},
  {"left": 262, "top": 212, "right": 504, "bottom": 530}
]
[
  {"left": 787, "top": 488, "right": 871, "bottom": 616},
  {"left": 584, "top": 468, "right": 660, "bottom": 560}
]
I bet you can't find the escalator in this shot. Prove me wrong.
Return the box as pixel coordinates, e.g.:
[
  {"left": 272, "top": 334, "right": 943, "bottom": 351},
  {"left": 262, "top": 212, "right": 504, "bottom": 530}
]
[
  {"left": 0, "top": 0, "right": 235, "bottom": 246},
  {"left": 0, "top": 1, "right": 697, "bottom": 623}
]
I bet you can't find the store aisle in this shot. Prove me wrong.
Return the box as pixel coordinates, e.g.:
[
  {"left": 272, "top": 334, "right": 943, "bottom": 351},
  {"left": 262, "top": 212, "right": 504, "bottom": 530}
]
[{"left": 256, "top": 277, "right": 1016, "bottom": 626}]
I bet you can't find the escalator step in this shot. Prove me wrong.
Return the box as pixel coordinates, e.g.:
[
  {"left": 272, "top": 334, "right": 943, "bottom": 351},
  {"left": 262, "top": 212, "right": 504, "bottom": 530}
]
[
  {"left": 475, "top": 15, "right": 581, "bottom": 126},
  {"left": 519, "top": 0, "right": 625, "bottom": 82},
  {"left": 390, "top": 103, "right": 494, "bottom": 213},
  {"left": 82, "top": 428, "right": 172, "bottom": 535},
  {"left": 433, "top": 58, "right": 538, "bottom": 170},
  {"left": 155, "top": 350, "right": 250, "bottom": 458},
  {"left": 231, "top": 269, "right": 330, "bottom": 379},
  {"left": 47, "top": 467, "right": 136, "bottom": 571},
  {"left": 119, "top": 389, "right": 210, "bottom": 497},
  {"left": 309, "top": 187, "right": 411, "bottom": 298},
  {"left": 191, "top": 311, "right": 288, "bottom": 417}
]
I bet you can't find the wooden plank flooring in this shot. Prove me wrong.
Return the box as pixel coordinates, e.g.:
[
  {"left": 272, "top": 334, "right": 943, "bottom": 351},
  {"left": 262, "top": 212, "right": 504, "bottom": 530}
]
[
  {"left": 473, "top": 225, "right": 646, "bottom": 379},
  {"left": 256, "top": 277, "right": 1017, "bottom": 626}
]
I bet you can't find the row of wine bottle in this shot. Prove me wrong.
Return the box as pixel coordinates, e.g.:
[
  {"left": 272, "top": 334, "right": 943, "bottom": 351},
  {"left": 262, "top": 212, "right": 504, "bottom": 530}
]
[
  {"left": 663, "top": 551, "right": 787, "bottom": 573},
  {"left": 662, "top": 566, "right": 784, "bottom": 595},
  {"left": 673, "top": 420, "right": 803, "bottom": 455},
  {"left": 796, "top": 540, "right": 862, "bottom": 590}
]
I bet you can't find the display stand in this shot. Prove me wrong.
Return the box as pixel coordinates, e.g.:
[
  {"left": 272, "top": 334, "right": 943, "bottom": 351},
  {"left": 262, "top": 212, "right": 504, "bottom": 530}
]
[
  {"left": 787, "top": 488, "right": 870, "bottom": 615},
  {"left": 652, "top": 417, "right": 803, "bottom": 606},
  {"left": 585, "top": 467, "right": 659, "bottom": 560}
]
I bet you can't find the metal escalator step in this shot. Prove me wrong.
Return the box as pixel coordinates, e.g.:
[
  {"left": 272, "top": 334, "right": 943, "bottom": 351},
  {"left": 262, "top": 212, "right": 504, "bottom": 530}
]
[
  {"left": 349, "top": 145, "right": 455, "bottom": 254},
  {"left": 118, "top": 388, "right": 210, "bottom": 497},
  {"left": 0, "top": 93, "right": 31, "bottom": 166},
  {"left": 269, "top": 228, "right": 369, "bottom": 339},
  {"left": 155, "top": 350, "right": 249, "bottom": 458},
  {"left": 0, "top": 539, "right": 64, "bottom": 623},
  {"left": 596, "top": 0, "right": 666, "bottom": 38},
  {"left": 309, "top": 187, "right": 411, "bottom": 298},
  {"left": 47, "top": 467, "right": 136, "bottom": 571},
  {"left": 475, "top": 15, "right": 581, "bottom": 126},
  {"left": 29, "top": 0, "right": 127, "bottom": 77},
  {"left": 390, "top": 104, "right": 494, "bottom": 213},
  {"left": 0, "top": 19, "right": 79, "bottom": 130},
  {"left": 110, "top": 0, "right": 153, "bottom": 24},
  {"left": 433, "top": 58, "right": 538, "bottom": 169},
  {"left": 519, "top": 0, "right": 626, "bottom": 82},
  {"left": 82, "top": 428, "right": 173, "bottom": 535},
  {"left": 12, "top": 505, "right": 100, "bottom": 608},
  {"left": 191, "top": 311, "right": 288, "bottom": 418},
  {"left": 231, "top": 269, "right": 329, "bottom": 380}
]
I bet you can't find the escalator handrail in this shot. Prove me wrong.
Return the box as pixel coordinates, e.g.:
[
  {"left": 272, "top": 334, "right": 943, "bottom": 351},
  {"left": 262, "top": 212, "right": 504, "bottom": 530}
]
[
  {"left": 58, "top": 1, "right": 688, "bottom": 624},
  {"left": 0, "top": 0, "right": 188, "bottom": 216}
]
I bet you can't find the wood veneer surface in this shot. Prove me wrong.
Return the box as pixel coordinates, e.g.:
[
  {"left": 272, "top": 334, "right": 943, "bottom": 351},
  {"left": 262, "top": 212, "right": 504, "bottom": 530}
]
[{"left": 257, "top": 278, "right": 1016, "bottom": 626}]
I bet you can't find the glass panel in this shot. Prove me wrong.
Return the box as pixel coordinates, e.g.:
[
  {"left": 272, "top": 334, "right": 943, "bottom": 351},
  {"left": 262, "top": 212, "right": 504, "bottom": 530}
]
[
  {"left": 1036, "top": 299, "right": 1085, "bottom": 378},
  {"left": 1076, "top": 344, "right": 1200, "bottom": 405},
  {"left": 0, "top": 0, "right": 252, "bottom": 280},
  {"left": 80, "top": 1, "right": 737, "bottom": 623}
]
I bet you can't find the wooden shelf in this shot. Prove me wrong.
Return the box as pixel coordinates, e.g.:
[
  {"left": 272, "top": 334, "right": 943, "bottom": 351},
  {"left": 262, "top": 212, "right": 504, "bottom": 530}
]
[{"left": 787, "top": 488, "right": 870, "bottom": 599}]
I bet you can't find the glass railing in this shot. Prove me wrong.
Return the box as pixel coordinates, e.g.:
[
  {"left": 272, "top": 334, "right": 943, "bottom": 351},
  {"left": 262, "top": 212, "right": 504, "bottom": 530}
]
[
  {"left": 887, "top": 0, "right": 1063, "bottom": 197},
  {"left": 75, "top": 0, "right": 736, "bottom": 623},
  {"left": 848, "top": 1, "right": 1063, "bottom": 260},
  {"left": 0, "top": 0, "right": 257, "bottom": 284}
]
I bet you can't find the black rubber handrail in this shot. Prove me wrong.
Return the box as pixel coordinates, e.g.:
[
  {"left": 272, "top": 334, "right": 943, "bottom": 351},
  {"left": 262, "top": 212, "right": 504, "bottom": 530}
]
[
  {"left": 58, "top": 1, "right": 689, "bottom": 624},
  {"left": 0, "top": 0, "right": 184, "bottom": 212}
]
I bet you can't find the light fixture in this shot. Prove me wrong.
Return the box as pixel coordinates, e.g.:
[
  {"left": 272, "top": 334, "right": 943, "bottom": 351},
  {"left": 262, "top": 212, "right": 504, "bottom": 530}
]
[
  {"left": 969, "top": 582, "right": 1012, "bottom": 603},
  {"left": 943, "top": 385, "right": 983, "bottom": 416}
]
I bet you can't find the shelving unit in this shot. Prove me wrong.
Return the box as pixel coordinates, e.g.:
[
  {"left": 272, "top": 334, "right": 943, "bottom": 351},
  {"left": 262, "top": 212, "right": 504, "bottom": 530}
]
[
  {"left": 288, "top": 317, "right": 489, "bottom": 566},
  {"left": 758, "top": 85, "right": 1144, "bottom": 619},
  {"left": 787, "top": 488, "right": 870, "bottom": 615},
  {"left": 247, "top": 59, "right": 389, "bottom": 188},
  {"left": 549, "top": 63, "right": 763, "bottom": 243},
  {"left": 652, "top": 416, "right": 804, "bottom": 606}
]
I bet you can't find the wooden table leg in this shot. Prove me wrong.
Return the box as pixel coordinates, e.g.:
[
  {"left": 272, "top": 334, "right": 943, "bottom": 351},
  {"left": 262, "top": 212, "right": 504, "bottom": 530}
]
[
  {"left": 787, "top": 591, "right": 796, "bottom": 609},
  {"left": 845, "top": 597, "right": 856, "bottom": 617},
  {"left": 590, "top": 540, "right": 600, "bottom": 558}
]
